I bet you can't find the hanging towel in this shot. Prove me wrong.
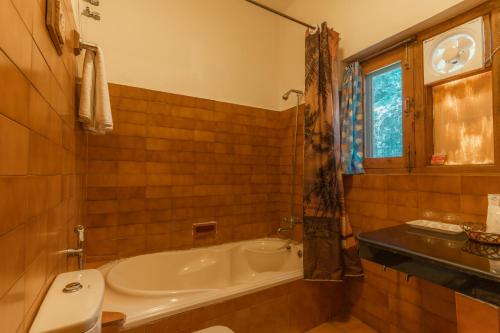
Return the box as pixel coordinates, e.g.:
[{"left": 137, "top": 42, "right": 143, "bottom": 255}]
[
  {"left": 79, "top": 46, "right": 113, "bottom": 134},
  {"left": 302, "top": 22, "right": 363, "bottom": 281}
]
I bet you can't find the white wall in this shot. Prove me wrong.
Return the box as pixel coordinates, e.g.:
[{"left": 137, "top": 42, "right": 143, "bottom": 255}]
[
  {"left": 277, "top": 0, "right": 487, "bottom": 109},
  {"left": 78, "top": 0, "right": 486, "bottom": 111},
  {"left": 80, "top": 0, "right": 281, "bottom": 110}
]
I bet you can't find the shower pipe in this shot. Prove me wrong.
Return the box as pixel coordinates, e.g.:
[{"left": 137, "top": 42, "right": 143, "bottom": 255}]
[
  {"left": 282, "top": 89, "right": 304, "bottom": 229},
  {"left": 244, "top": 0, "right": 315, "bottom": 30}
]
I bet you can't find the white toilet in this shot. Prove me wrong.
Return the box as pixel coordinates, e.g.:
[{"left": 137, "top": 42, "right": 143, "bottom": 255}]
[
  {"left": 194, "top": 326, "right": 234, "bottom": 333},
  {"left": 29, "top": 269, "right": 105, "bottom": 333},
  {"left": 28, "top": 268, "right": 232, "bottom": 333}
]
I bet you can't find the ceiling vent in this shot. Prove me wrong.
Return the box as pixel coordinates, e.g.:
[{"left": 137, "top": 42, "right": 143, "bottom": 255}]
[{"left": 423, "top": 17, "right": 484, "bottom": 85}]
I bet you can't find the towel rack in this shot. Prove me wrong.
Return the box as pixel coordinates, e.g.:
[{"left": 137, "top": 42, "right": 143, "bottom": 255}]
[
  {"left": 79, "top": 40, "right": 98, "bottom": 52},
  {"left": 73, "top": 30, "right": 98, "bottom": 55}
]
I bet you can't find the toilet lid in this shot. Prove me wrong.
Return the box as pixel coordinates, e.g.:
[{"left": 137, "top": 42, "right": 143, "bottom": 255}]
[
  {"left": 193, "top": 326, "right": 234, "bottom": 333},
  {"left": 29, "top": 270, "right": 104, "bottom": 333}
]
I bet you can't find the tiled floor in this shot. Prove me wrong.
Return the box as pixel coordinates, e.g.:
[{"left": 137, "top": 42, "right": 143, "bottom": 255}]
[{"left": 307, "top": 316, "right": 377, "bottom": 333}]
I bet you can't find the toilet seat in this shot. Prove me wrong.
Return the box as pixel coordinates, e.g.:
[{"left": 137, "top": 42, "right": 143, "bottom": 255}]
[{"left": 193, "top": 326, "right": 234, "bottom": 333}]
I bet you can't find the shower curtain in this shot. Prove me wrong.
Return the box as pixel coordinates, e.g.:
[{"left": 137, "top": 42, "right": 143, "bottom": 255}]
[
  {"left": 303, "top": 22, "right": 363, "bottom": 281},
  {"left": 341, "top": 62, "right": 364, "bottom": 175}
]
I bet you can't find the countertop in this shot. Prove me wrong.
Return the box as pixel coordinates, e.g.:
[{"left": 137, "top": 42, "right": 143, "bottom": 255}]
[{"left": 357, "top": 225, "right": 500, "bottom": 306}]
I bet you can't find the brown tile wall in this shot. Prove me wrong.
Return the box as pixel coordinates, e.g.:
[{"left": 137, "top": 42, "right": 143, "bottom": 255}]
[
  {"left": 345, "top": 173, "right": 490, "bottom": 232},
  {"left": 0, "top": 0, "right": 85, "bottom": 332},
  {"left": 85, "top": 100, "right": 346, "bottom": 332},
  {"left": 279, "top": 107, "right": 500, "bottom": 333},
  {"left": 85, "top": 84, "right": 286, "bottom": 263},
  {"left": 346, "top": 259, "right": 458, "bottom": 333},
  {"left": 343, "top": 172, "right": 500, "bottom": 333},
  {"left": 121, "top": 280, "right": 343, "bottom": 333},
  {"left": 278, "top": 106, "right": 304, "bottom": 240},
  {"left": 3, "top": 1, "right": 491, "bottom": 332}
]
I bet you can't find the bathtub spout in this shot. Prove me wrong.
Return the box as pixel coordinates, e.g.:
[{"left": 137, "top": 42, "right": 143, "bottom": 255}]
[
  {"left": 277, "top": 226, "right": 292, "bottom": 234},
  {"left": 277, "top": 242, "right": 292, "bottom": 251},
  {"left": 277, "top": 239, "right": 299, "bottom": 251}
]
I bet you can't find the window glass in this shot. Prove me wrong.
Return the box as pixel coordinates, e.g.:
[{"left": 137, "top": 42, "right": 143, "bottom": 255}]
[
  {"left": 365, "top": 62, "right": 403, "bottom": 158},
  {"left": 432, "top": 71, "right": 494, "bottom": 165}
]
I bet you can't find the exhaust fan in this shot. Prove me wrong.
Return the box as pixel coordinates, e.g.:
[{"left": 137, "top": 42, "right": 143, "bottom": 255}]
[{"left": 423, "top": 17, "right": 484, "bottom": 85}]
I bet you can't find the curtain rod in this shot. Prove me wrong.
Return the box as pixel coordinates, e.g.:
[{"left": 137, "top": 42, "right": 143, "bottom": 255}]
[
  {"left": 355, "top": 36, "right": 417, "bottom": 63},
  {"left": 244, "top": 0, "right": 315, "bottom": 30}
]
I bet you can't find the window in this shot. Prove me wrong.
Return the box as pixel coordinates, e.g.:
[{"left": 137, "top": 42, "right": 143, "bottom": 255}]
[
  {"left": 420, "top": 14, "right": 497, "bottom": 169},
  {"left": 359, "top": 11, "right": 497, "bottom": 172},
  {"left": 365, "top": 63, "right": 403, "bottom": 158},
  {"left": 432, "top": 71, "right": 494, "bottom": 165},
  {"left": 362, "top": 48, "right": 412, "bottom": 169}
]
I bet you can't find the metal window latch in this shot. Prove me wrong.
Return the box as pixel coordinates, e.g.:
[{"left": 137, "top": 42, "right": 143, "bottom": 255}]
[
  {"left": 404, "top": 43, "right": 411, "bottom": 70},
  {"left": 404, "top": 97, "right": 413, "bottom": 117}
]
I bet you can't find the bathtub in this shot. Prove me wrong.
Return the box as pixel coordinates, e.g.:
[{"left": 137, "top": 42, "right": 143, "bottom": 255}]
[{"left": 99, "top": 238, "right": 303, "bottom": 329}]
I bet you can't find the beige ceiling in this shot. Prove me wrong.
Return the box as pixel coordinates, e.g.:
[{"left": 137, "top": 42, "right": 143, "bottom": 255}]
[{"left": 254, "top": 0, "right": 295, "bottom": 11}]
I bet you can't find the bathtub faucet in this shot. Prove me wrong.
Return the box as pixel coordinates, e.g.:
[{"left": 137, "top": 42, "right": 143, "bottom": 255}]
[
  {"left": 277, "top": 215, "right": 299, "bottom": 235},
  {"left": 277, "top": 226, "right": 292, "bottom": 234}
]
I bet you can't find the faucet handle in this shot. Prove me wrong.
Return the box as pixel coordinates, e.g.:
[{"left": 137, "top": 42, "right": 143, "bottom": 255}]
[{"left": 290, "top": 215, "right": 302, "bottom": 225}]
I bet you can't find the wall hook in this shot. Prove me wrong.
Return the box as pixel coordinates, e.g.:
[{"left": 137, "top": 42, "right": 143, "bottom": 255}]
[
  {"left": 82, "top": 6, "right": 101, "bottom": 20},
  {"left": 83, "top": 0, "right": 99, "bottom": 6}
]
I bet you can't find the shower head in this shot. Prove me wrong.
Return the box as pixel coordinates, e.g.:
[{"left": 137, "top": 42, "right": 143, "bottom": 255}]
[{"left": 282, "top": 89, "right": 304, "bottom": 101}]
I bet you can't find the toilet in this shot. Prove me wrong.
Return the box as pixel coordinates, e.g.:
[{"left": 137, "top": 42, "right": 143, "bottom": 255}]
[
  {"left": 194, "top": 326, "right": 234, "bottom": 333},
  {"left": 29, "top": 269, "right": 105, "bottom": 333}
]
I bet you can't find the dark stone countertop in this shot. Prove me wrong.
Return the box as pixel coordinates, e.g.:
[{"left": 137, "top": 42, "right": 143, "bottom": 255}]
[{"left": 357, "top": 225, "right": 500, "bottom": 306}]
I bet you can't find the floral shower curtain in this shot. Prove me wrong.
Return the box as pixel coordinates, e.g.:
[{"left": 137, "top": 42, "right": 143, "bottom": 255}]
[
  {"left": 341, "top": 62, "right": 364, "bottom": 174},
  {"left": 303, "top": 22, "right": 363, "bottom": 281}
]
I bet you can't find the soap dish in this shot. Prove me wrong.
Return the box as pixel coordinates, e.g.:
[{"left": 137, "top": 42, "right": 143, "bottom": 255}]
[
  {"left": 406, "top": 220, "right": 464, "bottom": 235},
  {"left": 461, "top": 223, "right": 500, "bottom": 245}
]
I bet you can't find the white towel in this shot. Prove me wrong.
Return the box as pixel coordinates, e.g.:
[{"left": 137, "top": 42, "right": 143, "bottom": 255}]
[{"left": 78, "top": 46, "right": 113, "bottom": 134}]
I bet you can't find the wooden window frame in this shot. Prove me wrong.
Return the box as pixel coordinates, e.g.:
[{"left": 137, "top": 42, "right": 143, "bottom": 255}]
[
  {"left": 359, "top": 1, "right": 500, "bottom": 174},
  {"left": 413, "top": 8, "right": 500, "bottom": 173},
  {"left": 361, "top": 47, "right": 414, "bottom": 170}
]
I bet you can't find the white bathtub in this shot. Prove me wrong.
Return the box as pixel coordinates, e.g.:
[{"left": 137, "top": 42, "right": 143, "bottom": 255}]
[{"left": 99, "top": 238, "right": 303, "bottom": 329}]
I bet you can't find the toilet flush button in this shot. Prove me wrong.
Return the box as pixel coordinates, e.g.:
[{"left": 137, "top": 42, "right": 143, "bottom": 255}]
[{"left": 63, "top": 282, "right": 83, "bottom": 293}]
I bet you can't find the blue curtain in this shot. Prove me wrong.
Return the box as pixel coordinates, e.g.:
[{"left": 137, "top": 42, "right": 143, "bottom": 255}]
[{"left": 340, "top": 62, "right": 364, "bottom": 174}]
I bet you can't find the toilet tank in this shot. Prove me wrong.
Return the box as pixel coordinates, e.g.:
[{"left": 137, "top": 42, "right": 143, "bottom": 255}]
[{"left": 29, "top": 269, "right": 105, "bottom": 333}]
